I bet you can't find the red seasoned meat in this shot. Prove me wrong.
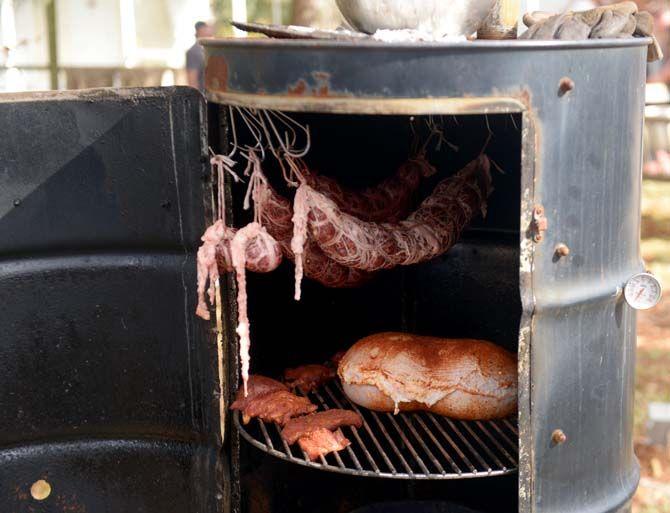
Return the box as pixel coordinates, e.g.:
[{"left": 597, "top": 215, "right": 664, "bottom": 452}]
[
  {"left": 281, "top": 409, "right": 363, "bottom": 444},
  {"left": 234, "top": 390, "right": 317, "bottom": 425},
  {"left": 300, "top": 156, "right": 435, "bottom": 223},
  {"left": 258, "top": 155, "right": 437, "bottom": 298},
  {"left": 297, "top": 428, "right": 351, "bottom": 461},
  {"left": 284, "top": 364, "right": 336, "bottom": 393},
  {"left": 229, "top": 375, "right": 287, "bottom": 412},
  {"left": 330, "top": 351, "right": 346, "bottom": 367},
  {"left": 255, "top": 180, "right": 372, "bottom": 297},
  {"left": 293, "top": 155, "right": 492, "bottom": 273}
]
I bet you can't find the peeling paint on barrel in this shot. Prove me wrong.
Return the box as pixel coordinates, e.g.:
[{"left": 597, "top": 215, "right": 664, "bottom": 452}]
[
  {"left": 205, "top": 55, "right": 228, "bottom": 92},
  {"left": 287, "top": 72, "right": 342, "bottom": 98},
  {"left": 287, "top": 79, "right": 308, "bottom": 96}
]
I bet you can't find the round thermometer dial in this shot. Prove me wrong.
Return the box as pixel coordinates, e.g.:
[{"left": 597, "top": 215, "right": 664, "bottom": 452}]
[{"left": 624, "top": 273, "right": 662, "bottom": 310}]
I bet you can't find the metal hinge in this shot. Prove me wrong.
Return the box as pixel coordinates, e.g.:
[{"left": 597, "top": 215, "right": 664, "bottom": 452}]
[{"left": 532, "top": 204, "right": 548, "bottom": 242}]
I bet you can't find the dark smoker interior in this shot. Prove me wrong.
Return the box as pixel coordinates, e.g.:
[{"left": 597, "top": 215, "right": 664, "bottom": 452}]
[{"left": 216, "top": 110, "right": 523, "bottom": 513}]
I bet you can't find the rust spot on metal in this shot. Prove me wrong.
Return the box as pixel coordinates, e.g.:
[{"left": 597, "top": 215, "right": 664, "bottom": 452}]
[
  {"left": 205, "top": 55, "right": 228, "bottom": 92},
  {"left": 517, "top": 88, "right": 532, "bottom": 108},
  {"left": 287, "top": 79, "right": 308, "bottom": 96},
  {"left": 532, "top": 204, "right": 547, "bottom": 242},
  {"left": 558, "top": 77, "right": 574, "bottom": 97},
  {"left": 552, "top": 429, "right": 567, "bottom": 445},
  {"left": 55, "top": 493, "right": 87, "bottom": 513},
  {"left": 312, "top": 72, "right": 332, "bottom": 97},
  {"left": 14, "top": 485, "right": 29, "bottom": 501},
  {"left": 288, "top": 72, "right": 341, "bottom": 98},
  {"left": 554, "top": 243, "right": 570, "bottom": 257}
]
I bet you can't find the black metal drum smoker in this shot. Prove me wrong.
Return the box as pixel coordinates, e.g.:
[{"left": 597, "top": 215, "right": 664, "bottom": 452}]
[{"left": 0, "top": 37, "right": 652, "bottom": 513}]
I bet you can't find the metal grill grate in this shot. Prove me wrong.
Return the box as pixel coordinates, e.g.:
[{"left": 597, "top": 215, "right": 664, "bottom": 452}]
[{"left": 235, "top": 381, "right": 518, "bottom": 479}]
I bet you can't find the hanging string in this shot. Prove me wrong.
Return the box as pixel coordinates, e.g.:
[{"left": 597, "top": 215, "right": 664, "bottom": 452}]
[
  {"left": 477, "top": 121, "right": 506, "bottom": 176},
  {"left": 209, "top": 147, "right": 243, "bottom": 223},
  {"left": 425, "top": 115, "right": 459, "bottom": 153},
  {"left": 240, "top": 148, "right": 271, "bottom": 226}
]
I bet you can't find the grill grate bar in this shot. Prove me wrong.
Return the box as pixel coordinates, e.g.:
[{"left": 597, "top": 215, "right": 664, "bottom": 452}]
[
  {"left": 503, "top": 418, "right": 518, "bottom": 436},
  {"left": 476, "top": 421, "right": 516, "bottom": 467},
  {"left": 236, "top": 381, "right": 518, "bottom": 480},
  {"left": 293, "top": 388, "right": 342, "bottom": 467},
  {"left": 334, "top": 382, "right": 400, "bottom": 475},
  {"left": 414, "top": 414, "right": 462, "bottom": 475},
  {"left": 311, "top": 389, "right": 361, "bottom": 470},
  {"left": 385, "top": 412, "right": 431, "bottom": 474},
  {"left": 461, "top": 421, "right": 505, "bottom": 471},
  {"left": 322, "top": 384, "right": 379, "bottom": 473},
  {"left": 427, "top": 414, "right": 477, "bottom": 473},
  {"left": 368, "top": 409, "right": 415, "bottom": 475},
  {"left": 273, "top": 422, "right": 297, "bottom": 460},
  {"left": 446, "top": 419, "right": 492, "bottom": 473},
  {"left": 258, "top": 418, "right": 275, "bottom": 450},
  {"left": 399, "top": 414, "right": 446, "bottom": 474},
  {"left": 489, "top": 420, "right": 518, "bottom": 454}
]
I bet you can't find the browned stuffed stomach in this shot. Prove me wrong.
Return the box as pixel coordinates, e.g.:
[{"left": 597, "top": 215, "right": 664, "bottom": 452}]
[{"left": 338, "top": 332, "right": 517, "bottom": 420}]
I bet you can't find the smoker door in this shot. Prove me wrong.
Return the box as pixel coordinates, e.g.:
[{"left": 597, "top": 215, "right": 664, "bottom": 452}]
[{"left": 0, "top": 87, "right": 224, "bottom": 513}]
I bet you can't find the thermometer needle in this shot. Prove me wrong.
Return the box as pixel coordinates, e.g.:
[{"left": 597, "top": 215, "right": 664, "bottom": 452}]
[{"left": 635, "top": 288, "right": 645, "bottom": 301}]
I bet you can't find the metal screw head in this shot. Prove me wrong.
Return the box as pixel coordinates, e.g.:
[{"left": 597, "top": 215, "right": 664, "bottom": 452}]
[
  {"left": 13, "top": 199, "right": 21, "bottom": 207},
  {"left": 30, "top": 479, "right": 51, "bottom": 500},
  {"left": 552, "top": 429, "right": 567, "bottom": 445},
  {"left": 555, "top": 243, "right": 570, "bottom": 257},
  {"left": 558, "top": 77, "right": 575, "bottom": 97}
]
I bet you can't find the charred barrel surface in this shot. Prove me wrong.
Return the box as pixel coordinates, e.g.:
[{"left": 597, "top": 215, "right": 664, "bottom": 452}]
[{"left": 0, "top": 88, "right": 221, "bottom": 513}]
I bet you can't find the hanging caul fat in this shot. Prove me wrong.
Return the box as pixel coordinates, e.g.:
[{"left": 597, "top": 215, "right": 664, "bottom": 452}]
[
  {"left": 299, "top": 155, "right": 436, "bottom": 223},
  {"left": 255, "top": 155, "right": 436, "bottom": 299},
  {"left": 195, "top": 220, "right": 283, "bottom": 320},
  {"left": 230, "top": 222, "right": 283, "bottom": 396},
  {"left": 254, "top": 180, "right": 372, "bottom": 298},
  {"left": 293, "top": 155, "right": 493, "bottom": 275}
]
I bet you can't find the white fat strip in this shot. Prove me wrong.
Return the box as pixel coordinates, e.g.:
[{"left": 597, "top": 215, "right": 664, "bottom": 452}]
[
  {"left": 231, "top": 223, "right": 263, "bottom": 396},
  {"left": 291, "top": 184, "right": 310, "bottom": 301},
  {"left": 196, "top": 220, "right": 232, "bottom": 320}
]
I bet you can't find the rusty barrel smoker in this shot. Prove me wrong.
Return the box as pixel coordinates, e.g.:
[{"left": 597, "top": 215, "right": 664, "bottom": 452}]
[
  {"left": 202, "top": 38, "right": 647, "bottom": 513},
  {"left": 0, "top": 38, "right": 648, "bottom": 513}
]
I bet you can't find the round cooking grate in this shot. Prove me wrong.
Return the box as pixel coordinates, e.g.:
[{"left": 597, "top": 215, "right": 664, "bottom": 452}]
[{"left": 235, "top": 381, "right": 518, "bottom": 479}]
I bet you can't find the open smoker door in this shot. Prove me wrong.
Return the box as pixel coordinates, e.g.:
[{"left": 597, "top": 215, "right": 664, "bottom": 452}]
[{"left": 0, "top": 87, "right": 225, "bottom": 513}]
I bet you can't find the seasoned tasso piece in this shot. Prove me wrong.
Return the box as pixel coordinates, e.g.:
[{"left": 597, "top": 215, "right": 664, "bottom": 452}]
[
  {"left": 294, "top": 155, "right": 493, "bottom": 272},
  {"left": 230, "top": 375, "right": 288, "bottom": 412},
  {"left": 232, "top": 389, "right": 317, "bottom": 426},
  {"left": 230, "top": 375, "right": 289, "bottom": 424},
  {"left": 284, "top": 364, "right": 336, "bottom": 393},
  {"left": 281, "top": 409, "right": 363, "bottom": 444},
  {"left": 298, "top": 428, "right": 351, "bottom": 461}
]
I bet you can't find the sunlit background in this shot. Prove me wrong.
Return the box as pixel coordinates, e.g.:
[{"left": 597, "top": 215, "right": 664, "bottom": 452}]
[
  {"left": 1, "top": 1, "right": 670, "bottom": 511},
  {"left": 0, "top": 0, "right": 346, "bottom": 91},
  {"left": 0, "top": 0, "right": 611, "bottom": 93}
]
